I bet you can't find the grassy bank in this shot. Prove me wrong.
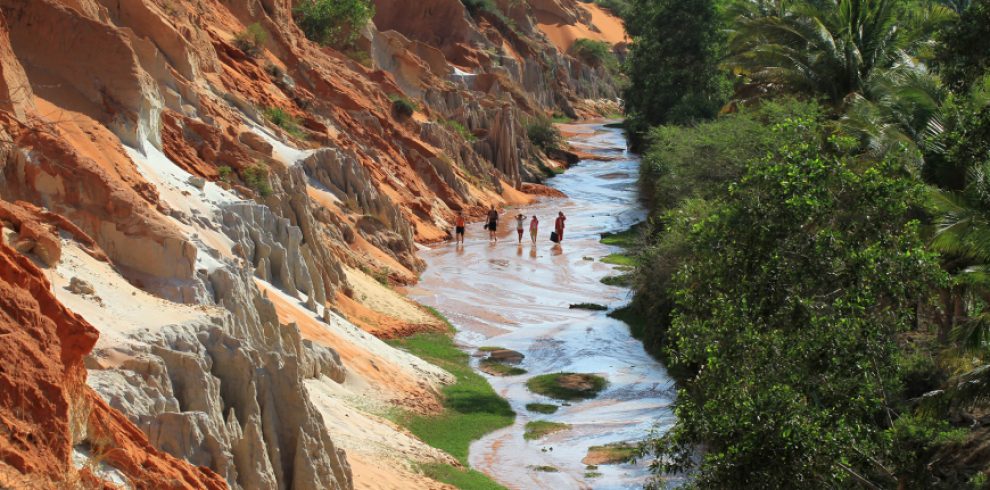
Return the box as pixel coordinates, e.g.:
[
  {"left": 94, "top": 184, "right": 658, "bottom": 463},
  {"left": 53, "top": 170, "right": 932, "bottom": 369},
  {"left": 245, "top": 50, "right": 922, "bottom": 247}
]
[{"left": 387, "top": 325, "right": 514, "bottom": 490}]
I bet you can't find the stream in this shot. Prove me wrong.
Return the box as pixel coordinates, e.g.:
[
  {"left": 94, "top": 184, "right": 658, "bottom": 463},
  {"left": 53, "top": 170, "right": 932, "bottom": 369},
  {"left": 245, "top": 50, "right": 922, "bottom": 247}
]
[{"left": 407, "top": 122, "right": 676, "bottom": 489}]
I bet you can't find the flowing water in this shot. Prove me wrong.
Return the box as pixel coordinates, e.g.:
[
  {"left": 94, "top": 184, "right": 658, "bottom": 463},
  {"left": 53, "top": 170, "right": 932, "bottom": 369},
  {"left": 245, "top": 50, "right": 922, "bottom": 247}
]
[{"left": 407, "top": 122, "right": 676, "bottom": 489}]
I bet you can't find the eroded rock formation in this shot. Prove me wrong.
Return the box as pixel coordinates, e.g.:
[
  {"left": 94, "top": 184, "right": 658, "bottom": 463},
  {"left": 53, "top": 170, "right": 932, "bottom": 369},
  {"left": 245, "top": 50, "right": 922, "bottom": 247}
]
[{"left": 0, "top": 0, "right": 626, "bottom": 487}]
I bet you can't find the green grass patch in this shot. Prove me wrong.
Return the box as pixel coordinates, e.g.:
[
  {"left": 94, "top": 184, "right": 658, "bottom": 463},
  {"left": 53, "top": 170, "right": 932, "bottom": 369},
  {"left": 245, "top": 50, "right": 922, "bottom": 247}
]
[
  {"left": 600, "top": 274, "right": 632, "bottom": 287},
  {"left": 524, "top": 420, "right": 570, "bottom": 440},
  {"left": 263, "top": 106, "right": 305, "bottom": 139},
  {"left": 569, "top": 303, "right": 608, "bottom": 311},
  {"left": 526, "top": 373, "right": 608, "bottom": 401},
  {"left": 584, "top": 443, "right": 637, "bottom": 464},
  {"left": 418, "top": 463, "right": 507, "bottom": 490},
  {"left": 443, "top": 119, "right": 478, "bottom": 142},
  {"left": 477, "top": 346, "right": 505, "bottom": 352},
  {"left": 478, "top": 359, "right": 527, "bottom": 376},
  {"left": 551, "top": 113, "right": 575, "bottom": 124},
  {"left": 424, "top": 306, "right": 455, "bottom": 332},
  {"left": 600, "top": 253, "right": 637, "bottom": 267},
  {"left": 525, "top": 403, "right": 559, "bottom": 414},
  {"left": 388, "top": 333, "right": 515, "bottom": 464},
  {"left": 600, "top": 222, "right": 643, "bottom": 248},
  {"left": 529, "top": 465, "right": 560, "bottom": 473}
]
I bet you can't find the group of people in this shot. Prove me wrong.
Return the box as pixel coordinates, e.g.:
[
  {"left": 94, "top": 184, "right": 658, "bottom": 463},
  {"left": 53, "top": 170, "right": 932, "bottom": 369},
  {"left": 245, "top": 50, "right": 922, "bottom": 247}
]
[{"left": 453, "top": 206, "right": 566, "bottom": 245}]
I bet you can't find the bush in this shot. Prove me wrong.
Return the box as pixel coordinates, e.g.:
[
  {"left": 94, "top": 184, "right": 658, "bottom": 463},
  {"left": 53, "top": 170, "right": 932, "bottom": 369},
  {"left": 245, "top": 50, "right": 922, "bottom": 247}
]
[
  {"left": 242, "top": 163, "right": 273, "bottom": 196},
  {"left": 526, "top": 117, "right": 562, "bottom": 152},
  {"left": 443, "top": 119, "right": 476, "bottom": 142},
  {"left": 570, "top": 39, "right": 612, "bottom": 68},
  {"left": 389, "top": 95, "right": 417, "bottom": 120},
  {"left": 217, "top": 165, "right": 233, "bottom": 182},
  {"left": 233, "top": 23, "right": 267, "bottom": 58},
  {"left": 263, "top": 106, "right": 305, "bottom": 138},
  {"left": 594, "top": 0, "right": 632, "bottom": 19},
  {"left": 293, "top": 0, "right": 375, "bottom": 48}
]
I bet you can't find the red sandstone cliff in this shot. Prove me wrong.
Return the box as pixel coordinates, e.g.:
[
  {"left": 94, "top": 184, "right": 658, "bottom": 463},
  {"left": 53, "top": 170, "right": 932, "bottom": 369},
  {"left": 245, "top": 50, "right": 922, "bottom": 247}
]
[{"left": 0, "top": 0, "right": 625, "bottom": 487}]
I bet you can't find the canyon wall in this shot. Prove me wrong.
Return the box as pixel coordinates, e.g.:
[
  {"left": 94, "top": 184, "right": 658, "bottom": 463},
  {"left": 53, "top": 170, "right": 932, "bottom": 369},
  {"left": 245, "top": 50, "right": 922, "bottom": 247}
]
[{"left": 0, "top": 0, "right": 624, "bottom": 487}]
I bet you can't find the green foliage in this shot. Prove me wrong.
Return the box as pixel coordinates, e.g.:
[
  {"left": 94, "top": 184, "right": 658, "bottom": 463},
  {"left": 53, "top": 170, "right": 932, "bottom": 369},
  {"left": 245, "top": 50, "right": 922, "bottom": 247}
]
[
  {"left": 526, "top": 117, "right": 562, "bottom": 152},
  {"left": 526, "top": 373, "right": 608, "bottom": 400},
  {"left": 600, "top": 222, "right": 643, "bottom": 247},
  {"left": 935, "top": 0, "right": 990, "bottom": 91},
  {"left": 600, "top": 274, "right": 632, "bottom": 287},
  {"left": 424, "top": 306, "right": 455, "bottom": 332},
  {"left": 217, "top": 165, "right": 233, "bottom": 182},
  {"left": 443, "top": 119, "right": 477, "bottom": 142},
  {"left": 418, "top": 463, "right": 508, "bottom": 490},
  {"left": 478, "top": 358, "right": 527, "bottom": 376},
  {"left": 600, "top": 253, "right": 635, "bottom": 266},
  {"left": 524, "top": 403, "right": 559, "bottom": 414},
  {"left": 233, "top": 23, "right": 267, "bottom": 58},
  {"left": 725, "top": 0, "right": 943, "bottom": 107},
  {"left": 389, "top": 95, "right": 417, "bottom": 121},
  {"left": 640, "top": 117, "right": 944, "bottom": 487},
  {"left": 593, "top": 0, "right": 632, "bottom": 19},
  {"left": 623, "top": 0, "right": 728, "bottom": 138},
  {"left": 460, "top": 0, "right": 512, "bottom": 27},
  {"left": 523, "top": 420, "right": 570, "bottom": 440},
  {"left": 884, "top": 414, "right": 966, "bottom": 486},
  {"left": 388, "top": 333, "right": 515, "bottom": 464},
  {"left": 570, "top": 39, "right": 619, "bottom": 74},
  {"left": 640, "top": 98, "right": 825, "bottom": 213},
  {"left": 263, "top": 106, "right": 305, "bottom": 138},
  {"left": 242, "top": 163, "right": 273, "bottom": 196},
  {"left": 293, "top": 0, "right": 375, "bottom": 48}
]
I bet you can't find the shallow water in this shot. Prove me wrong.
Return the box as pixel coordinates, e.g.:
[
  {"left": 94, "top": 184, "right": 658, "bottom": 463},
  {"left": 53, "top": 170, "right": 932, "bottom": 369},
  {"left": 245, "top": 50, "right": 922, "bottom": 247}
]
[{"left": 407, "top": 122, "right": 676, "bottom": 489}]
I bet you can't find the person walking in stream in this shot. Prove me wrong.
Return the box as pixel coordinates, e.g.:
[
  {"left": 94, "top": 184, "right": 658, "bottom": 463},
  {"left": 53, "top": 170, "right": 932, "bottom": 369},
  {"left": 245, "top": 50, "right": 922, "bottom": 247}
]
[
  {"left": 554, "top": 211, "right": 566, "bottom": 243},
  {"left": 515, "top": 213, "right": 526, "bottom": 244},
  {"left": 454, "top": 211, "right": 465, "bottom": 246},
  {"left": 529, "top": 215, "right": 539, "bottom": 244},
  {"left": 486, "top": 205, "right": 499, "bottom": 242}
]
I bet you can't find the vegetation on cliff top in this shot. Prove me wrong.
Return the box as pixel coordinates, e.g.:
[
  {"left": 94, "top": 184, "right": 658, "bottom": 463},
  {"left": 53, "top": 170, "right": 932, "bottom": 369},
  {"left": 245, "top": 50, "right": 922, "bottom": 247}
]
[
  {"left": 293, "top": 0, "right": 375, "bottom": 48},
  {"left": 623, "top": 0, "right": 990, "bottom": 486}
]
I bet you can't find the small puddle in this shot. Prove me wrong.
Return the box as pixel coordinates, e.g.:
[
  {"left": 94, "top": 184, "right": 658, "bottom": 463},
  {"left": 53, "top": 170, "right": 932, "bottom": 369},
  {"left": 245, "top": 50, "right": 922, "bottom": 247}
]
[{"left": 407, "top": 122, "right": 676, "bottom": 489}]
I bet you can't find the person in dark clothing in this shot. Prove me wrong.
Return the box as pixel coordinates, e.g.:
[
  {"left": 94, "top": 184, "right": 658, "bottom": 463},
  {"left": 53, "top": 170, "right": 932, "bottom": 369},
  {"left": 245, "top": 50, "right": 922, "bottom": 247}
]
[{"left": 486, "top": 206, "right": 499, "bottom": 242}]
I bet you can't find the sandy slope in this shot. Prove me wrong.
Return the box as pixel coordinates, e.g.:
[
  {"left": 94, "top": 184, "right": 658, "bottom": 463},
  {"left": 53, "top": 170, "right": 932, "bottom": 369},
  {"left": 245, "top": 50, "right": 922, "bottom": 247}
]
[
  {"left": 256, "top": 279, "right": 461, "bottom": 489},
  {"left": 537, "top": 3, "right": 628, "bottom": 53}
]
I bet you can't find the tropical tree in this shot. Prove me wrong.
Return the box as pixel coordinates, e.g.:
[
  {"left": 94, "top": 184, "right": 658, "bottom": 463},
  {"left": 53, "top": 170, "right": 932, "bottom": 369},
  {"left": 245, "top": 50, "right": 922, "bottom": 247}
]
[
  {"left": 623, "top": 0, "right": 728, "bottom": 139},
  {"left": 642, "top": 116, "right": 944, "bottom": 487},
  {"left": 935, "top": 0, "right": 990, "bottom": 90},
  {"left": 726, "top": 0, "right": 947, "bottom": 107}
]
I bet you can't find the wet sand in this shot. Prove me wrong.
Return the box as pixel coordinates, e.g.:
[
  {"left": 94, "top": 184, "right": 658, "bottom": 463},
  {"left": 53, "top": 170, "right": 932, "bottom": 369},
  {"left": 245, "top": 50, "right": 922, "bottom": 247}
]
[{"left": 407, "top": 122, "right": 676, "bottom": 489}]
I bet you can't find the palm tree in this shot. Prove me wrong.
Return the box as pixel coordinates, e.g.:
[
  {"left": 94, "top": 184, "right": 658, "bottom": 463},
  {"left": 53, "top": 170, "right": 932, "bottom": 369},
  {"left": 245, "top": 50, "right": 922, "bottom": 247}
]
[{"left": 727, "top": 0, "right": 902, "bottom": 106}]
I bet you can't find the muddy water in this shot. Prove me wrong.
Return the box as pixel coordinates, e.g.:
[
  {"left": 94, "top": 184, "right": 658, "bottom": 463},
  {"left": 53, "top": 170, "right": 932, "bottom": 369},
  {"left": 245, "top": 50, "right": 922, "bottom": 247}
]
[{"left": 407, "top": 122, "right": 676, "bottom": 489}]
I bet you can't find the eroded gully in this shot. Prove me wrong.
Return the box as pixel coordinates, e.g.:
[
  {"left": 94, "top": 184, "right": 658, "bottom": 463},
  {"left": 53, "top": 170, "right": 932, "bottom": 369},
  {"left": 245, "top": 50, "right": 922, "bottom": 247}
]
[{"left": 406, "top": 122, "right": 676, "bottom": 489}]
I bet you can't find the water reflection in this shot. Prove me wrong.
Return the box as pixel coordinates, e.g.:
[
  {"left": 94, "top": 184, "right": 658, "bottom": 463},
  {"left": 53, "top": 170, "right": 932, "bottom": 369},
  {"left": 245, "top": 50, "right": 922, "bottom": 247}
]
[{"left": 408, "top": 122, "right": 676, "bottom": 490}]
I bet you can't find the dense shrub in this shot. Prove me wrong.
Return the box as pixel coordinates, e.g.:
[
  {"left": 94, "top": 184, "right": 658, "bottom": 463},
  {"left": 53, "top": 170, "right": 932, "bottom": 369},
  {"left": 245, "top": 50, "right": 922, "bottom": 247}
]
[
  {"left": 389, "top": 95, "right": 417, "bottom": 121},
  {"left": 293, "top": 0, "right": 375, "bottom": 48},
  {"left": 263, "top": 107, "right": 304, "bottom": 138},
  {"left": 570, "top": 39, "right": 612, "bottom": 67},
  {"left": 242, "top": 163, "right": 273, "bottom": 197},
  {"left": 640, "top": 117, "right": 944, "bottom": 487},
  {"left": 233, "top": 23, "right": 267, "bottom": 58},
  {"left": 526, "top": 117, "right": 562, "bottom": 152}
]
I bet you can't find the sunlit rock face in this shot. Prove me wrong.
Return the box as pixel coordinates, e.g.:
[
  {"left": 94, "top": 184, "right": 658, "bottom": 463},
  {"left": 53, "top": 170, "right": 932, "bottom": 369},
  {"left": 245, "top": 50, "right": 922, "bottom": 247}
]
[{"left": 0, "top": 0, "right": 625, "bottom": 486}]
